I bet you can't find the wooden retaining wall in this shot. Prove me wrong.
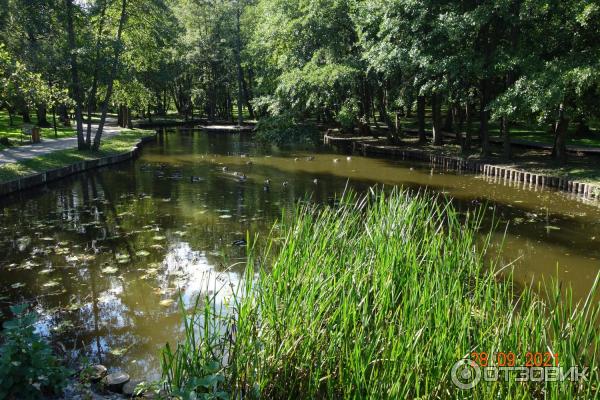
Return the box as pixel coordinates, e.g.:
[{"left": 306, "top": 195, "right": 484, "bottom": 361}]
[
  {"left": 324, "top": 134, "right": 600, "bottom": 202},
  {"left": 0, "top": 135, "right": 156, "bottom": 198}
]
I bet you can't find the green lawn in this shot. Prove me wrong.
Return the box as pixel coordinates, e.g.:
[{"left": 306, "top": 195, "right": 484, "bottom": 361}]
[
  {"left": 0, "top": 111, "right": 76, "bottom": 149},
  {"left": 0, "top": 129, "right": 153, "bottom": 184},
  {"left": 388, "top": 109, "right": 600, "bottom": 148}
]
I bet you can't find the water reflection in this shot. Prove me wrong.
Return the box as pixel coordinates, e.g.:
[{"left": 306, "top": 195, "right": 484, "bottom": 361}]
[{"left": 0, "top": 128, "right": 599, "bottom": 379}]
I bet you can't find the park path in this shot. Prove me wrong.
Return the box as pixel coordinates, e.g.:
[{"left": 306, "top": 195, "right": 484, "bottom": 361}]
[{"left": 0, "top": 119, "right": 122, "bottom": 165}]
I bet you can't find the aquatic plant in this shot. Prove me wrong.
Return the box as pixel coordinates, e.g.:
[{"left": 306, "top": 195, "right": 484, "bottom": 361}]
[
  {"left": 162, "top": 189, "right": 599, "bottom": 399},
  {"left": 0, "top": 304, "right": 71, "bottom": 399}
]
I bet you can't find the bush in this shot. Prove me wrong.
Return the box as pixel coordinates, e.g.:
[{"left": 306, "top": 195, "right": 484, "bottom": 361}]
[
  {"left": 0, "top": 304, "right": 71, "bottom": 399},
  {"left": 254, "top": 113, "right": 319, "bottom": 146},
  {"left": 0, "top": 136, "right": 11, "bottom": 147},
  {"left": 336, "top": 100, "right": 359, "bottom": 133}
]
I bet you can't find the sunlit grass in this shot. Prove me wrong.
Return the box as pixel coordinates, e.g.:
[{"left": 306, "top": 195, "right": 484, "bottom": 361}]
[{"left": 162, "top": 189, "right": 599, "bottom": 399}]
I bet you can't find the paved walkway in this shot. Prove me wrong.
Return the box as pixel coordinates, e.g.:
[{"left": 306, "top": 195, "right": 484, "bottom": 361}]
[{"left": 0, "top": 120, "right": 123, "bottom": 165}]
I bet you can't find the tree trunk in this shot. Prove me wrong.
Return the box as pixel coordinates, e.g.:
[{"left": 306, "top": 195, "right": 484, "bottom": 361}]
[
  {"left": 463, "top": 102, "right": 473, "bottom": 152},
  {"left": 431, "top": 93, "right": 443, "bottom": 146},
  {"left": 22, "top": 109, "right": 31, "bottom": 123},
  {"left": 479, "top": 78, "right": 490, "bottom": 157},
  {"left": 64, "top": 0, "right": 86, "bottom": 149},
  {"left": 93, "top": 0, "right": 127, "bottom": 150},
  {"left": 502, "top": 116, "right": 511, "bottom": 158},
  {"left": 36, "top": 104, "right": 50, "bottom": 127},
  {"left": 86, "top": 0, "right": 108, "bottom": 146},
  {"left": 417, "top": 95, "right": 426, "bottom": 143},
  {"left": 52, "top": 106, "right": 58, "bottom": 138},
  {"left": 242, "top": 69, "right": 255, "bottom": 119},
  {"left": 442, "top": 104, "right": 453, "bottom": 132},
  {"left": 235, "top": 6, "right": 243, "bottom": 126},
  {"left": 552, "top": 104, "right": 569, "bottom": 163}
]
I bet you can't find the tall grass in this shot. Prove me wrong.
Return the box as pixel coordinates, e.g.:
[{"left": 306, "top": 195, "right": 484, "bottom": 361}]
[{"left": 163, "top": 189, "right": 599, "bottom": 399}]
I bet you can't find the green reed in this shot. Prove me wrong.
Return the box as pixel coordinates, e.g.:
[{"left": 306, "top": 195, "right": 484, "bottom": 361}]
[{"left": 162, "top": 188, "right": 599, "bottom": 399}]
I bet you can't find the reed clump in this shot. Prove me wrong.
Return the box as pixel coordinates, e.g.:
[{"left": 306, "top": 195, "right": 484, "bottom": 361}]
[{"left": 163, "top": 189, "right": 599, "bottom": 399}]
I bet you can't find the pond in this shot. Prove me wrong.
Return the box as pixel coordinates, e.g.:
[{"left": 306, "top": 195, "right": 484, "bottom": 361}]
[{"left": 1, "top": 128, "right": 599, "bottom": 381}]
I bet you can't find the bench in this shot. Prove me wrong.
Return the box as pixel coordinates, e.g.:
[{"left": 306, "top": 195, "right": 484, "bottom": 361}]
[{"left": 21, "top": 124, "right": 41, "bottom": 144}]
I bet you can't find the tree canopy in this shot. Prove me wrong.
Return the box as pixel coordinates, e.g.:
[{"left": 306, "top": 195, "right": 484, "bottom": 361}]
[{"left": 0, "top": 0, "right": 598, "bottom": 159}]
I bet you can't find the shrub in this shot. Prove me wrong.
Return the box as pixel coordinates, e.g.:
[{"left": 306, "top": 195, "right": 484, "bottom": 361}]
[
  {"left": 336, "top": 100, "right": 359, "bottom": 133},
  {"left": 0, "top": 304, "right": 71, "bottom": 399},
  {"left": 254, "top": 113, "right": 319, "bottom": 146},
  {"left": 0, "top": 136, "right": 11, "bottom": 147}
]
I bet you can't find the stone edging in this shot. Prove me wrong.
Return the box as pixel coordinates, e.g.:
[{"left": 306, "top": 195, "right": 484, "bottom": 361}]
[
  {"left": 324, "top": 134, "right": 600, "bottom": 202},
  {"left": 0, "top": 135, "right": 156, "bottom": 198}
]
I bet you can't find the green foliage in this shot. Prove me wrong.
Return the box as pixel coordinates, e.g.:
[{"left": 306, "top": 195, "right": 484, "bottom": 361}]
[
  {"left": 162, "top": 189, "right": 600, "bottom": 399},
  {"left": 336, "top": 99, "right": 359, "bottom": 133},
  {"left": 0, "top": 304, "right": 71, "bottom": 399},
  {"left": 254, "top": 113, "right": 319, "bottom": 146}
]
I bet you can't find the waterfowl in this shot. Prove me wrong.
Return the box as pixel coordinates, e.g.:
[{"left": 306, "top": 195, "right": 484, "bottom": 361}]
[
  {"left": 294, "top": 157, "right": 299, "bottom": 162},
  {"left": 346, "top": 156, "right": 352, "bottom": 161},
  {"left": 232, "top": 239, "right": 247, "bottom": 246},
  {"left": 306, "top": 156, "right": 314, "bottom": 161},
  {"left": 222, "top": 166, "right": 228, "bottom": 172},
  {"left": 246, "top": 161, "right": 253, "bottom": 165},
  {"left": 333, "top": 158, "right": 340, "bottom": 163},
  {"left": 264, "top": 178, "right": 271, "bottom": 186},
  {"left": 313, "top": 178, "right": 318, "bottom": 185},
  {"left": 282, "top": 181, "right": 289, "bottom": 187},
  {"left": 238, "top": 174, "right": 247, "bottom": 182},
  {"left": 190, "top": 176, "right": 203, "bottom": 183}
]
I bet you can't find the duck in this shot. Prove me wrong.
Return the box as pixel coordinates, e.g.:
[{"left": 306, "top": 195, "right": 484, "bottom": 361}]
[
  {"left": 306, "top": 156, "right": 314, "bottom": 161},
  {"left": 190, "top": 176, "right": 203, "bottom": 183},
  {"left": 232, "top": 239, "right": 247, "bottom": 246},
  {"left": 313, "top": 178, "right": 318, "bottom": 185},
  {"left": 245, "top": 161, "right": 253, "bottom": 165},
  {"left": 238, "top": 174, "right": 247, "bottom": 182},
  {"left": 346, "top": 156, "right": 352, "bottom": 161},
  {"left": 222, "top": 166, "right": 228, "bottom": 172},
  {"left": 333, "top": 158, "right": 340, "bottom": 163},
  {"left": 294, "top": 157, "right": 299, "bottom": 162},
  {"left": 264, "top": 178, "right": 271, "bottom": 186},
  {"left": 282, "top": 181, "right": 289, "bottom": 187}
]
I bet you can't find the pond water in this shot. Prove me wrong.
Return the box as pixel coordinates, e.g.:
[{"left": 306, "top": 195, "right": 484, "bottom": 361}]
[{"left": 1, "top": 128, "right": 599, "bottom": 380}]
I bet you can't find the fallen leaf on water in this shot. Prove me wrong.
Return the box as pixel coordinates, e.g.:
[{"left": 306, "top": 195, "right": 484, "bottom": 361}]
[{"left": 102, "top": 266, "right": 118, "bottom": 274}]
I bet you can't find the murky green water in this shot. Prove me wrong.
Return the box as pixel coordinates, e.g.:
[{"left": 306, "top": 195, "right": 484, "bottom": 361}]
[{"left": 1, "top": 128, "right": 599, "bottom": 380}]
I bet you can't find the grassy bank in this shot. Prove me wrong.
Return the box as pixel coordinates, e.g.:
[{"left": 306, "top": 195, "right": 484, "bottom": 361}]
[
  {"left": 161, "top": 190, "right": 599, "bottom": 399},
  {"left": 0, "top": 129, "right": 154, "bottom": 184}
]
